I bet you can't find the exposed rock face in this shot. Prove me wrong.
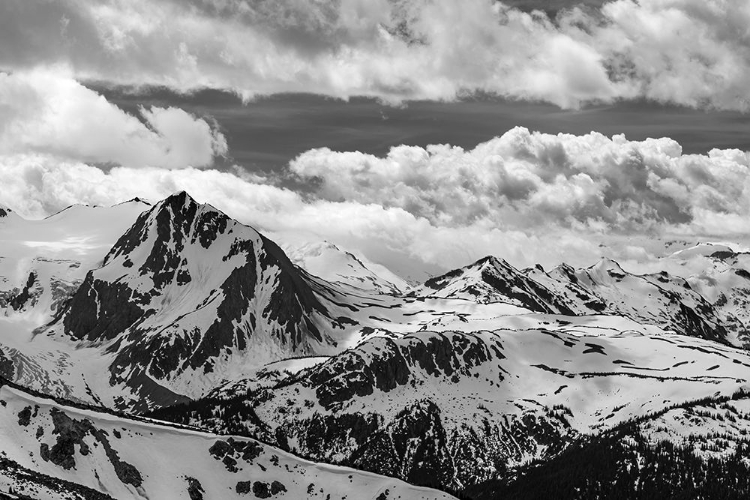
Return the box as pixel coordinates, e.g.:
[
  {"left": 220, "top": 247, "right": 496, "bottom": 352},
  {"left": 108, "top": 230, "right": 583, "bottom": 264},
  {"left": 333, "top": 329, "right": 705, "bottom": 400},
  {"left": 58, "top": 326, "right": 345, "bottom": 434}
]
[
  {"left": 8, "top": 272, "right": 39, "bottom": 311},
  {"left": 34, "top": 408, "right": 143, "bottom": 487},
  {"left": 209, "top": 437, "right": 264, "bottom": 471},
  {"left": 422, "top": 256, "right": 576, "bottom": 313},
  {"left": 17, "top": 406, "right": 32, "bottom": 426},
  {"left": 186, "top": 477, "right": 204, "bottom": 500},
  {"left": 0, "top": 271, "right": 44, "bottom": 313},
  {"left": 236, "top": 480, "right": 286, "bottom": 497},
  {"left": 309, "top": 333, "right": 496, "bottom": 411},
  {"left": 0, "top": 349, "right": 13, "bottom": 380},
  {"left": 64, "top": 278, "right": 145, "bottom": 343}
]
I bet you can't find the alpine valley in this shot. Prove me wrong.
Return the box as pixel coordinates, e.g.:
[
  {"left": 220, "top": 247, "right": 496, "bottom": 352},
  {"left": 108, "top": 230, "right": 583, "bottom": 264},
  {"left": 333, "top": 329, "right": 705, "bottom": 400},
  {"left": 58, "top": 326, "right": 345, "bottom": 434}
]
[{"left": 3, "top": 192, "right": 750, "bottom": 499}]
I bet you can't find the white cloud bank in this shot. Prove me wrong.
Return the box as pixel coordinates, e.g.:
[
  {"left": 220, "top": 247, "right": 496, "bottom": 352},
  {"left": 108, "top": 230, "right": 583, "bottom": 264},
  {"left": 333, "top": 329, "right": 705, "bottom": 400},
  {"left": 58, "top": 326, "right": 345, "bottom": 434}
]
[
  {"left": 2, "top": 0, "right": 750, "bottom": 109},
  {"left": 289, "top": 127, "right": 750, "bottom": 236},
  {"left": 3, "top": 123, "right": 750, "bottom": 277}
]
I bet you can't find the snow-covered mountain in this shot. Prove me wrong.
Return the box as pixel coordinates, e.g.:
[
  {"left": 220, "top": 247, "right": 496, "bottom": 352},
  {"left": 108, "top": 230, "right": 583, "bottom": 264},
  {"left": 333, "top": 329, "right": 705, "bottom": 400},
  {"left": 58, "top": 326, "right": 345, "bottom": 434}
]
[
  {"left": 54, "top": 192, "right": 355, "bottom": 405},
  {"left": 415, "top": 255, "right": 595, "bottom": 313},
  {"left": 285, "top": 241, "right": 407, "bottom": 295},
  {"left": 5, "top": 191, "right": 750, "bottom": 498},
  {"left": 0, "top": 193, "right": 422, "bottom": 411},
  {"left": 666, "top": 244, "right": 750, "bottom": 347},
  {"left": 417, "top": 255, "right": 730, "bottom": 344},
  {"left": 0, "top": 197, "right": 742, "bottom": 413},
  {"left": 551, "top": 257, "right": 729, "bottom": 343},
  {"left": 0, "top": 377, "right": 457, "bottom": 500}
]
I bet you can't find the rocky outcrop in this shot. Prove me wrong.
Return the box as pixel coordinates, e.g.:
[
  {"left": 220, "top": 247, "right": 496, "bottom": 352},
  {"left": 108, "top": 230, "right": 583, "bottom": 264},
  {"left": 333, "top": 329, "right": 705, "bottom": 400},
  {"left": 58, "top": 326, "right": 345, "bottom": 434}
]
[{"left": 36, "top": 408, "right": 143, "bottom": 487}]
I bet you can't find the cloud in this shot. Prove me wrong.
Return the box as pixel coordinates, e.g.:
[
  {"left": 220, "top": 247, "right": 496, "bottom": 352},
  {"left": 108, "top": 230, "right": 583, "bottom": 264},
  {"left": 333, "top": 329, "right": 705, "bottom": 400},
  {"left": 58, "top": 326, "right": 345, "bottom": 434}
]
[
  {"left": 289, "top": 126, "right": 750, "bottom": 235},
  {"left": 0, "top": 69, "right": 227, "bottom": 168},
  {"left": 4, "top": 126, "right": 750, "bottom": 278},
  {"left": 0, "top": 151, "right": 603, "bottom": 277},
  {"left": 2, "top": 0, "right": 750, "bottom": 109}
]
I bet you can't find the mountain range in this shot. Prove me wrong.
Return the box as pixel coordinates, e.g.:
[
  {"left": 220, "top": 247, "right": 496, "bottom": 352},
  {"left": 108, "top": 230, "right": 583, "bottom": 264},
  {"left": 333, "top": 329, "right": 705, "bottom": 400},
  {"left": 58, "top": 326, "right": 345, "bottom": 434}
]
[{"left": 3, "top": 191, "right": 750, "bottom": 498}]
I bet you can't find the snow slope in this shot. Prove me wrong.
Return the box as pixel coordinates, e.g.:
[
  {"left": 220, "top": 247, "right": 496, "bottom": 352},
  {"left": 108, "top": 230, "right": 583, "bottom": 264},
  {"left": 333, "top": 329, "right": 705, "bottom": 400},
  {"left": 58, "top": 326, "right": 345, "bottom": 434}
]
[
  {"left": 0, "top": 200, "right": 158, "bottom": 410},
  {"left": 0, "top": 380, "right": 456, "bottom": 500},
  {"left": 665, "top": 245, "right": 750, "bottom": 347},
  {"left": 0, "top": 200, "right": 149, "bottom": 324},
  {"left": 286, "top": 241, "right": 407, "bottom": 294}
]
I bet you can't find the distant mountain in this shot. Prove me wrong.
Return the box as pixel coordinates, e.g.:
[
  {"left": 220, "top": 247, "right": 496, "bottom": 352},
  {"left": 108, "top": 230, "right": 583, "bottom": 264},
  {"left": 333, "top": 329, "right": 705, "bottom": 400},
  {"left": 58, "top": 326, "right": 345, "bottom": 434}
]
[
  {"left": 0, "top": 193, "right": 411, "bottom": 412},
  {"left": 417, "top": 255, "right": 730, "bottom": 344},
  {"left": 668, "top": 245, "right": 750, "bottom": 347},
  {"left": 552, "top": 257, "right": 729, "bottom": 344},
  {"left": 415, "top": 255, "right": 594, "bottom": 314},
  {"left": 286, "top": 241, "right": 407, "bottom": 294}
]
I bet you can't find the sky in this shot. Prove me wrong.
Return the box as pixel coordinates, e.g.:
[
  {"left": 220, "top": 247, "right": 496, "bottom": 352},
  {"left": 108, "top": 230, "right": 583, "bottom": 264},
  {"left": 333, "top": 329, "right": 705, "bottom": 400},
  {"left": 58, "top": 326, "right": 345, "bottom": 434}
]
[{"left": 2, "top": 0, "right": 750, "bottom": 279}]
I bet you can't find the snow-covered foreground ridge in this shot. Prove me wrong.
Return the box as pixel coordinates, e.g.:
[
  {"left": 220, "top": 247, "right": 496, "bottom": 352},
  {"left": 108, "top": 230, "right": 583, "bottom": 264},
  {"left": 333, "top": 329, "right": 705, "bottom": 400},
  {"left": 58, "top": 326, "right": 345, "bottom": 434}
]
[{"left": 0, "top": 377, "right": 456, "bottom": 499}]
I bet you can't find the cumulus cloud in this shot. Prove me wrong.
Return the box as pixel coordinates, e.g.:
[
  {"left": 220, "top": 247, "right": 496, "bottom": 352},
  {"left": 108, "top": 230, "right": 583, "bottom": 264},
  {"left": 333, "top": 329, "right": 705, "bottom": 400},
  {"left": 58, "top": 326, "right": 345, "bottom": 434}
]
[
  {"left": 2, "top": 0, "right": 750, "bottom": 109},
  {"left": 4, "top": 126, "right": 750, "bottom": 278},
  {"left": 289, "top": 127, "right": 750, "bottom": 238},
  {"left": 0, "top": 69, "right": 227, "bottom": 168}
]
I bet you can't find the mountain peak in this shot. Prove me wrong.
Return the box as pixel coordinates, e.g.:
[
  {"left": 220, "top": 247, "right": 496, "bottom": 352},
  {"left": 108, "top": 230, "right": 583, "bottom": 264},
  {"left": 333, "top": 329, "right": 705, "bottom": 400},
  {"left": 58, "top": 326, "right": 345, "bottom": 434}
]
[
  {"left": 63, "top": 192, "right": 333, "bottom": 402},
  {"left": 291, "top": 241, "right": 342, "bottom": 259},
  {"left": 117, "top": 197, "right": 152, "bottom": 206},
  {"left": 473, "top": 255, "right": 512, "bottom": 271},
  {"left": 160, "top": 190, "right": 198, "bottom": 210},
  {"left": 286, "top": 240, "right": 407, "bottom": 293},
  {"left": 154, "top": 191, "right": 229, "bottom": 226},
  {"left": 101, "top": 191, "right": 233, "bottom": 273},
  {"left": 475, "top": 255, "right": 498, "bottom": 265},
  {"left": 591, "top": 257, "right": 626, "bottom": 274},
  {"left": 552, "top": 262, "right": 576, "bottom": 274},
  {"left": 418, "top": 254, "right": 578, "bottom": 313},
  {"left": 422, "top": 255, "right": 519, "bottom": 293},
  {"left": 475, "top": 255, "right": 500, "bottom": 265}
]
